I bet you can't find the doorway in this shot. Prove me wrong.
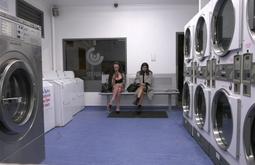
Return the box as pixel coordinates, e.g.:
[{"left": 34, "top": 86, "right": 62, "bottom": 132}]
[{"left": 176, "top": 32, "right": 184, "bottom": 105}]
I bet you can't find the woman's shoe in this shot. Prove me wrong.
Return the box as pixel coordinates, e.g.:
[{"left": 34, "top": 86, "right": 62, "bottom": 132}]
[
  {"left": 136, "top": 105, "right": 142, "bottom": 114},
  {"left": 107, "top": 104, "right": 112, "bottom": 112},
  {"left": 116, "top": 109, "right": 120, "bottom": 114},
  {"left": 133, "top": 98, "right": 140, "bottom": 105}
]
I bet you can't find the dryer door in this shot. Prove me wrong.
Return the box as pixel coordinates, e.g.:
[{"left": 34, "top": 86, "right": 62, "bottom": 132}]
[
  {"left": 243, "top": 104, "right": 255, "bottom": 164},
  {"left": 184, "top": 27, "right": 193, "bottom": 63},
  {"left": 195, "top": 16, "right": 208, "bottom": 61},
  {"left": 194, "top": 84, "right": 210, "bottom": 133},
  {"left": 0, "top": 58, "right": 38, "bottom": 142},
  {"left": 212, "top": 89, "right": 241, "bottom": 158},
  {"left": 211, "top": 0, "right": 242, "bottom": 56},
  {"left": 182, "top": 81, "right": 193, "bottom": 119}
]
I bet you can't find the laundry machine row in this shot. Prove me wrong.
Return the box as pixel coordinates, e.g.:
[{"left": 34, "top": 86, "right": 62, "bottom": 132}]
[
  {"left": 43, "top": 70, "right": 85, "bottom": 127},
  {"left": 182, "top": 0, "right": 247, "bottom": 165}
]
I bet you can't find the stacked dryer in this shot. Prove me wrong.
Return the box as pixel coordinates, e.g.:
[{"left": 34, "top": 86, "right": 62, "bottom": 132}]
[
  {"left": 183, "top": 0, "right": 245, "bottom": 164},
  {"left": 240, "top": 0, "right": 255, "bottom": 165},
  {"left": 208, "top": 0, "right": 242, "bottom": 164},
  {"left": 183, "top": 14, "right": 198, "bottom": 136},
  {"left": 192, "top": 2, "right": 212, "bottom": 156}
]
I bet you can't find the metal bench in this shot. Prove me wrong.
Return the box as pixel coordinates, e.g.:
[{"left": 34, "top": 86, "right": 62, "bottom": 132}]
[{"left": 100, "top": 89, "right": 179, "bottom": 110}]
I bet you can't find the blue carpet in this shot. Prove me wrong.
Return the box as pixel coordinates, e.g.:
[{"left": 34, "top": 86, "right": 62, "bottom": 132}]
[{"left": 42, "top": 107, "right": 213, "bottom": 165}]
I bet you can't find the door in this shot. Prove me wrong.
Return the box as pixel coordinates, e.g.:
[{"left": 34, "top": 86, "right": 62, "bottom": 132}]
[
  {"left": 176, "top": 32, "right": 184, "bottom": 105},
  {"left": 0, "top": 52, "right": 38, "bottom": 142}
]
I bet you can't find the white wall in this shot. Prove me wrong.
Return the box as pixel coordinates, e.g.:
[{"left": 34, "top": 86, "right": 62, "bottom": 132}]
[
  {"left": 0, "top": 0, "right": 53, "bottom": 72},
  {"left": 54, "top": 4, "right": 197, "bottom": 74},
  {"left": 53, "top": 4, "right": 197, "bottom": 105}
]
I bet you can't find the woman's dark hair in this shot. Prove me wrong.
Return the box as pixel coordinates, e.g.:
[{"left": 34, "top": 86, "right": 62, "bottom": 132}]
[
  {"left": 140, "top": 62, "right": 152, "bottom": 75},
  {"left": 112, "top": 61, "right": 123, "bottom": 73}
]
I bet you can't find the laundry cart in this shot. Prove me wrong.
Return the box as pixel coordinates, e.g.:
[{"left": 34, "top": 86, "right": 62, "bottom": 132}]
[
  {"left": 43, "top": 81, "right": 55, "bottom": 132},
  {"left": 43, "top": 71, "right": 73, "bottom": 127},
  {"left": 64, "top": 71, "right": 85, "bottom": 115}
]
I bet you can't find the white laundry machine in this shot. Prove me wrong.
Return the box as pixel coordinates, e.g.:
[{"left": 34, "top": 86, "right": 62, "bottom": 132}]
[
  {"left": 64, "top": 71, "right": 85, "bottom": 115},
  {"left": 239, "top": 1, "right": 255, "bottom": 165},
  {"left": 183, "top": 79, "right": 195, "bottom": 136},
  {"left": 192, "top": 79, "right": 212, "bottom": 156},
  {"left": 209, "top": 81, "right": 241, "bottom": 165},
  {"left": 183, "top": 13, "right": 199, "bottom": 136},
  {"left": 194, "top": 2, "right": 212, "bottom": 86},
  {"left": 43, "top": 81, "right": 55, "bottom": 133},
  {"left": 43, "top": 71, "right": 73, "bottom": 127},
  {"left": 184, "top": 19, "right": 195, "bottom": 65},
  {"left": 210, "top": 0, "right": 242, "bottom": 58}
]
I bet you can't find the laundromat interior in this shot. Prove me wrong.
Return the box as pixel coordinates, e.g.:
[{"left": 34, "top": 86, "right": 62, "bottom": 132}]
[{"left": 1, "top": 0, "right": 255, "bottom": 165}]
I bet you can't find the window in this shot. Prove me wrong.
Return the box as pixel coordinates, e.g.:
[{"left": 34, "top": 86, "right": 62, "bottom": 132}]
[
  {"left": 63, "top": 38, "right": 127, "bottom": 92},
  {"left": 16, "top": 0, "right": 44, "bottom": 38}
]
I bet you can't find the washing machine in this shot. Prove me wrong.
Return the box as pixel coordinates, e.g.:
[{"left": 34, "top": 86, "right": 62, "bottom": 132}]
[
  {"left": 192, "top": 79, "right": 212, "bottom": 156},
  {"left": 0, "top": 12, "right": 44, "bottom": 163},
  {"left": 209, "top": 81, "right": 241, "bottom": 165},
  {"left": 64, "top": 71, "right": 85, "bottom": 115},
  {"left": 210, "top": 0, "right": 242, "bottom": 59},
  {"left": 194, "top": 2, "right": 212, "bottom": 86},
  {"left": 43, "top": 81, "right": 55, "bottom": 133},
  {"left": 239, "top": 1, "right": 255, "bottom": 164},
  {"left": 44, "top": 71, "right": 73, "bottom": 127},
  {"left": 183, "top": 15, "right": 198, "bottom": 136}
]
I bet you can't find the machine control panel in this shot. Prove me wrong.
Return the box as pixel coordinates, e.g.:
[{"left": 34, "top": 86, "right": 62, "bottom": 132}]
[
  {"left": 211, "top": 59, "right": 216, "bottom": 88},
  {"left": 193, "top": 62, "right": 197, "bottom": 83},
  {"left": 242, "top": 53, "right": 252, "bottom": 96},
  {"left": 206, "top": 60, "right": 211, "bottom": 87},
  {"left": 215, "top": 64, "right": 234, "bottom": 81},
  {"left": 184, "top": 66, "right": 192, "bottom": 77},
  {"left": 233, "top": 55, "right": 241, "bottom": 94},
  {"left": 0, "top": 17, "right": 41, "bottom": 46}
]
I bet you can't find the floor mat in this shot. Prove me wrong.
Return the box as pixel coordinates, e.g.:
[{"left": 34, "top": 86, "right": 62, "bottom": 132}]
[{"left": 107, "top": 110, "right": 168, "bottom": 118}]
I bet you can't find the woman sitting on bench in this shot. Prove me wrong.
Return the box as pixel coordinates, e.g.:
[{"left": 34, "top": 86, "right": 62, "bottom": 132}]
[
  {"left": 133, "top": 62, "right": 153, "bottom": 113},
  {"left": 107, "top": 62, "right": 125, "bottom": 113}
]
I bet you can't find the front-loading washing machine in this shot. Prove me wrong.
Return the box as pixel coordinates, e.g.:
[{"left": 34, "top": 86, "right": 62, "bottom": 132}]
[
  {"left": 209, "top": 80, "right": 241, "bottom": 165},
  {"left": 194, "top": 2, "right": 212, "bottom": 86},
  {"left": 0, "top": 12, "right": 44, "bottom": 163},
  {"left": 239, "top": 1, "right": 255, "bottom": 164},
  {"left": 183, "top": 15, "right": 199, "bottom": 136},
  {"left": 192, "top": 79, "right": 212, "bottom": 156},
  {"left": 210, "top": 0, "right": 242, "bottom": 59}
]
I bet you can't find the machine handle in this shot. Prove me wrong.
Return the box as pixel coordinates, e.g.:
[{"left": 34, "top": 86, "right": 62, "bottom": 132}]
[{"left": 2, "top": 97, "right": 22, "bottom": 103}]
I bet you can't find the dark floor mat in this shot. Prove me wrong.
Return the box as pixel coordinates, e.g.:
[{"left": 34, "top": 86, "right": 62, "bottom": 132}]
[{"left": 107, "top": 111, "right": 168, "bottom": 118}]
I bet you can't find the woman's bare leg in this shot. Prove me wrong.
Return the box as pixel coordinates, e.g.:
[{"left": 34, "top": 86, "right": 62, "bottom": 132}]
[
  {"left": 115, "top": 88, "right": 121, "bottom": 112},
  {"left": 138, "top": 92, "right": 144, "bottom": 105},
  {"left": 137, "top": 86, "right": 145, "bottom": 98},
  {"left": 109, "top": 85, "right": 118, "bottom": 105}
]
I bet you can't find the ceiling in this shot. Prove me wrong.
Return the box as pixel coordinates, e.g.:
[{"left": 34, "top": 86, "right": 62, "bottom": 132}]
[{"left": 51, "top": 0, "right": 198, "bottom": 7}]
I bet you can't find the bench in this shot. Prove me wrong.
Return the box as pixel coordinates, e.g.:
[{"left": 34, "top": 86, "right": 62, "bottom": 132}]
[{"left": 100, "top": 89, "right": 179, "bottom": 110}]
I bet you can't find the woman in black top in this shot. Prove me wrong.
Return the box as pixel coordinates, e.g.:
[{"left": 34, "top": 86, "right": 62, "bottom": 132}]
[
  {"left": 107, "top": 62, "right": 125, "bottom": 113},
  {"left": 133, "top": 62, "right": 153, "bottom": 113}
]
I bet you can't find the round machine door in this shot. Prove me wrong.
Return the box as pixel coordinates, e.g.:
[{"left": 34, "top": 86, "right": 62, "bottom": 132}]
[
  {"left": 194, "top": 85, "right": 206, "bottom": 129},
  {"left": 244, "top": 105, "right": 255, "bottom": 164},
  {"left": 0, "top": 54, "right": 38, "bottom": 142},
  {"left": 247, "top": 0, "right": 255, "bottom": 40},
  {"left": 211, "top": 89, "right": 233, "bottom": 150},
  {"left": 184, "top": 28, "right": 191, "bottom": 60},
  {"left": 195, "top": 16, "right": 207, "bottom": 60},
  {"left": 182, "top": 82, "right": 192, "bottom": 118},
  {"left": 211, "top": 0, "right": 235, "bottom": 56}
]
